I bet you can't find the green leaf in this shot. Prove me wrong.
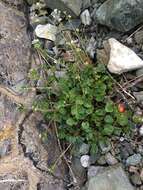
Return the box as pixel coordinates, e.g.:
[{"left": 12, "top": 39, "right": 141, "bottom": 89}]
[
  {"left": 102, "top": 124, "right": 114, "bottom": 136},
  {"left": 75, "top": 96, "right": 84, "bottom": 105},
  {"left": 117, "top": 114, "right": 128, "bottom": 126},
  {"left": 114, "top": 127, "right": 122, "bottom": 136},
  {"left": 81, "top": 122, "right": 90, "bottom": 130},
  {"left": 104, "top": 115, "right": 114, "bottom": 124},
  {"left": 66, "top": 118, "right": 76, "bottom": 126},
  {"left": 105, "top": 101, "right": 114, "bottom": 113}
]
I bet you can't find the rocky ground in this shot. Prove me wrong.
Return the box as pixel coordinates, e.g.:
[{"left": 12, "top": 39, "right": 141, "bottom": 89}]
[{"left": 0, "top": 0, "right": 143, "bottom": 190}]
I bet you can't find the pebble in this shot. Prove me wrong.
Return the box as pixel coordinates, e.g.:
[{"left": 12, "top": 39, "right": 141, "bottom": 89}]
[
  {"left": 126, "top": 154, "right": 142, "bottom": 166},
  {"left": 140, "top": 169, "right": 143, "bottom": 181},
  {"left": 88, "top": 166, "right": 104, "bottom": 179},
  {"left": 130, "top": 174, "right": 142, "bottom": 186},
  {"left": 79, "top": 143, "right": 90, "bottom": 155},
  {"left": 105, "top": 152, "right": 118, "bottom": 165},
  {"left": 86, "top": 37, "right": 96, "bottom": 59},
  {"left": 80, "top": 9, "right": 91, "bottom": 26},
  {"left": 35, "top": 24, "right": 57, "bottom": 41},
  {"left": 80, "top": 155, "right": 90, "bottom": 168},
  {"left": 99, "top": 140, "right": 111, "bottom": 154},
  {"left": 139, "top": 125, "right": 143, "bottom": 136},
  {"left": 97, "top": 155, "right": 106, "bottom": 165}
]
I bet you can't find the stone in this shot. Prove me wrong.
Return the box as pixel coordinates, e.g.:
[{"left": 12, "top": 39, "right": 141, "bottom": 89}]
[
  {"left": 80, "top": 9, "right": 92, "bottom": 26},
  {"left": 0, "top": 1, "right": 31, "bottom": 87},
  {"left": 139, "top": 125, "right": 143, "bottom": 136},
  {"left": 126, "top": 154, "right": 142, "bottom": 166},
  {"left": 71, "top": 156, "right": 86, "bottom": 186},
  {"left": 44, "top": 0, "right": 82, "bottom": 17},
  {"left": 86, "top": 37, "right": 96, "bottom": 59},
  {"left": 130, "top": 174, "right": 142, "bottom": 186},
  {"left": 88, "top": 166, "right": 104, "bottom": 179},
  {"left": 87, "top": 165, "right": 134, "bottom": 190},
  {"left": 0, "top": 139, "right": 11, "bottom": 157},
  {"left": 96, "top": 0, "right": 143, "bottom": 32},
  {"left": 133, "top": 91, "right": 143, "bottom": 102},
  {"left": 80, "top": 155, "right": 90, "bottom": 168},
  {"left": 106, "top": 38, "right": 143, "bottom": 74},
  {"left": 136, "top": 68, "right": 143, "bottom": 77},
  {"left": 134, "top": 30, "right": 143, "bottom": 45},
  {"left": 99, "top": 140, "right": 111, "bottom": 154},
  {"left": 140, "top": 169, "right": 143, "bottom": 181},
  {"left": 79, "top": 143, "right": 90, "bottom": 155},
  {"left": 35, "top": 24, "right": 57, "bottom": 41},
  {"left": 97, "top": 155, "right": 106, "bottom": 165},
  {"left": 82, "top": 0, "right": 91, "bottom": 9},
  {"left": 105, "top": 153, "right": 118, "bottom": 165}
]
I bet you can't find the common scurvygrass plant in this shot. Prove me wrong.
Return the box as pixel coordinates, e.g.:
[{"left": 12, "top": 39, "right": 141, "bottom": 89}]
[{"left": 32, "top": 14, "right": 132, "bottom": 152}]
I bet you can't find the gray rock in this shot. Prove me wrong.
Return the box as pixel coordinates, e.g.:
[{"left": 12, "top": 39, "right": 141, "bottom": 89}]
[
  {"left": 99, "top": 140, "right": 111, "bottom": 154},
  {"left": 97, "top": 155, "right": 106, "bottom": 165},
  {"left": 105, "top": 153, "right": 118, "bottom": 165},
  {"left": 130, "top": 174, "right": 142, "bottom": 186},
  {"left": 87, "top": 165, "right": 134, "bottom": 190},
  {"left": 82, "top": 0, "right": 91, "bottom": 9},
  {"left": 79, "top": 143, "right": 90, "bottom": 155},
  {"left": 44, "top": 0, "right": 82, "bottom": 17},
  {"left": 133, "top": 91, "right": 143, "bottom": 102},
  {"left": 96, "top": 0, "right": 143, "bottom": 32},
  {"left": 0, "top": 139, "right": 11, "bottom": 157},
  {"left": 126, "top": 154, "right": 142, "bottom": 166},
  {"left": 88, "top": 166, "right": 104, "bottom": 179},
  {"left": 71, "top": 156, "right": 86, "bottom": 186},
  {"left": 134, "top": 30, "right": 143, "bottom": 45},
  {"left": 80, "top": 9, "right": 92, "bottom": 26},
  {"left": 136, "top": 68, "right": 143, "bottom": 77},
  {"left": 86, "top": 37, "right": 96, "bottom": 59}
]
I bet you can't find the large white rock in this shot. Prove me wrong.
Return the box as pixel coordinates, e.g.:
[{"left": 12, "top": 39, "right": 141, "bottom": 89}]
[
  {"left": 107, "top": 38, "right": 143, "bottom": 74},
  {"left": 35, "top": 24, "right": 57, "bottom": 41}
]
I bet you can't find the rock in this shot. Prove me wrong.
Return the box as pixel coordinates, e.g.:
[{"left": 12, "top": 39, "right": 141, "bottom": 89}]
[
  {"left": 86, "top": 37, "right": 96, "bottom": 59},
  {"left": 96, "top": 0, "right": 143, "bottom": 32},
  {"left": 88, "top": 166, "right": 104, "bottom": 179},
  {"left": 0, "top": 1, "right": 31, "bottom": 86},
  {"left": 139, "top": 125, "right": 143, "bottom": 136},
  {"left": 136, "top": 68, "right": 143, "bottom": 77},
  {"left": 134, "top": 30, "right": 143, "bottom": 45},
  {"left": 87, "top": 165, "right": 134, "bottom": 190},
  {"left": 80, "top": 155, "right": 90, "bottom": 168},
  {"left": 130, "top": 174, "right": 142, "bottom": 186},
  {"left": 71, "top": 156, "right": 86, "bottom": 186},
  {"left": 35, "top": 24, "right": 57, "bottom": 41},
  {"left": 97, "top": 155, "right": 106, "bottom": 165},
  {"left": 105, "top": 153, "right": 118, "bottom": 165},
  {"left": 133, "top": 92, "right": 143, "bottom": 102},
  {"left": 106, "top": 38, "right": 143, "bottom": 74},
  {"left": 80, "top": 9, "right": 92, "bottom": 26},
  {"left": 0, "top": 139, "right": 11, "bottom": 157},
  {"left": 140, "top": 169, "right": 143, "bottom": 181},
  {"left": 79, "top": 143, "right": 90, "bottom": 155},
  {"left": 126, "top": 154, "right": 142, "bottom": 166},
  {"left": 82, "top": 0, "right": 91, "bottom": 9},
  {"left": 120, "top": 147, "right": 130, "bottom": 160},
  {"left": 44, "top": 0, "right": 82, "bottom": 17},
  {"left": 99, "top": 140, "right": 111, "bottom": 154}
]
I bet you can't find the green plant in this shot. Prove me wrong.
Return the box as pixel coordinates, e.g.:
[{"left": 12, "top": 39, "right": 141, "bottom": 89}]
[{"left": 33, "top": 61, "right": 131, "bottom": 151}]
